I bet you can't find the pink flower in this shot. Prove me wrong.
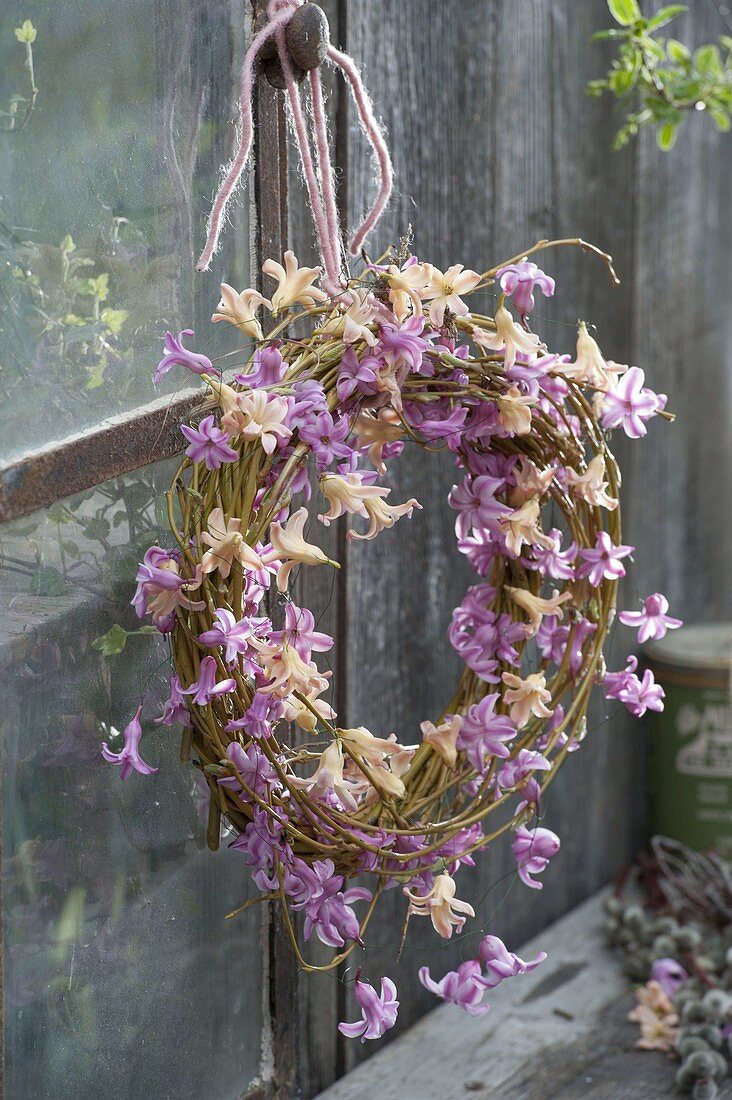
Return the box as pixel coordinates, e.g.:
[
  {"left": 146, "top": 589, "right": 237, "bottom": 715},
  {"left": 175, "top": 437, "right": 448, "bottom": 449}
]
[
  {"left": 419, "top": 959, "right": 491, "bottom": 1016},
  {"left": 403, "top": 872, "right": 475, "bottom": 939},
  {"left": 338, "top": 973, "right": 399, "bottom": 1042},
  {"left": 650, "top": 958, "right": 688, "bottom": 998},
  {"left": 600, "top": 367, "right": 666, "bottom": 438},
  {"left": 101, "top": 704, "right": 158, "bottom": 780},
  {"left": 497, "top": 260, "right": 555, "bottom": 320},
  {"left": 619, "top": 593, "right": 682, "bottom": 645},
  {"left": 131, "top": 546, "right": 203, "bottom": 632},
  {"left": 269, "top": 602, "right": 333, "bottom": 661},
  {"left": 379, "top": 314, "right": 430, "bottom": 372},
  {"left": 235, "top": 344, "right": 287, "bottom": 388},
  {"left": 298, "top": 409, "right": 352, "bottom": 469},
  {"left": 512, "top": 825, "right": 560, "bottom": 890},
  {"left": 601, "top": 653, "right": 664, "bottom": 716},
  {"left": 497, "top": 748, "right": 551, "bottom": 791},
  {"left": 448, "top": 474, "right": 510, "bottom": 538},
  {"left": 620, "top": 667, "right": 666, "bottom": 718},
  {"left": 154, "top": 329, "right": 216, "bottom": 385},
  {"left": 337, "top": 347, "right": 381, "bottom": 403},
  {"left": 199, "top": 609, "right": 266, "bottom": 667},
  {"left": 181, "top": 415, "right": 239, "bottom": 470},
  {"left": 577, "top": 531, "right": 633, "bottom": 587},
  {"left": 155, "top": 674, "right": 192, "bottom": 728},
  {"left": 181, "top": 655, "right": 237, "bottom": 706},
  {"left": 220, "top": 742, "right": 281, "bottom": 800},
  {"left": 602, "top": 654, "right": 640, "bottom": 701},
  {"left": 457, "top": 694, "right": 516, "bottom": 774},
  {"left": 478, "top": 934, "right": 546, "bottom": 988},
  {"left": 526, "top": 527, "right": 577, "bottom": 580}
]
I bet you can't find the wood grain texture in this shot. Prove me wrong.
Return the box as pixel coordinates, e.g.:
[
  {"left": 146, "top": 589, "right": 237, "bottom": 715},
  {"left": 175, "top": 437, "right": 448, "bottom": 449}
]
[
  {"left": 283, "top": 1, "right": 731, "bottom": 1093},
  {"left": 315, "top": 891, "right": 732, "bottom": 1099},
  {"left": 626, "top": 2, "right": 732, "bottom": 626},
  {"left": 340, "top": 0, "right": 643, "bottom": 1077},
  {"left": 286, "top": 4, "right": 350, "bottom": 1094}
]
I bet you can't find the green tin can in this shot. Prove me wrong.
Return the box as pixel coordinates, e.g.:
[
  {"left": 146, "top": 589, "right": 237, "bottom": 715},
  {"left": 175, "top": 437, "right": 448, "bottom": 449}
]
[{"left": 646, "top": 624, "right": 732, "bottom": 856}]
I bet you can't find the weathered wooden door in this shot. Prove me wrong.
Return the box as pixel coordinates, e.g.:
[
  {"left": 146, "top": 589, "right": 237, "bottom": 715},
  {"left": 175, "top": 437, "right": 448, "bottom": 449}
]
[{"left": 288, "top": 1, "right": 731, "bottom": 1093}]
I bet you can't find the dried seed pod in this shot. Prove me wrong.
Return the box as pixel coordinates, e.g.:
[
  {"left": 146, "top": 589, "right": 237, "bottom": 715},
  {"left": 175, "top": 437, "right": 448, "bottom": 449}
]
[
  {"left": 624, "top": 953, "right": 651, "bottom": 982},
  {"left": 604, "top": 916, "right": 622, "bottom": 943},
  {"left": 696, "top": 1024, "right": 724, "bottom": 1049},
  {"left": 286, "top": 3, "right": 330, "bottom": 71},
  {"left": 262, "top": 56, "right": 307, "bottom": 90}
]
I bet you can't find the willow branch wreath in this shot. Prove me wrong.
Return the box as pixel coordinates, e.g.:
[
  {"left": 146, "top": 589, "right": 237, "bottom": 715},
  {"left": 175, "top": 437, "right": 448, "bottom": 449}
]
[
  {"left": 104, "top": 233, "right": 678, "bottom": 1035},
  {"left": 101, "top": 0, "right": 680, "bottom": 1040}
]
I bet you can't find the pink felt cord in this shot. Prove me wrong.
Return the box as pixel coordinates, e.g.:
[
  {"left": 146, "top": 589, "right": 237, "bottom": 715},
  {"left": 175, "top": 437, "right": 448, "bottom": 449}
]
[
  {"left": 195, "top": 4, "right": 297, "bottom": 271},
  {"left": 326, "top": 45, "right": 393, "bottom": 257},
  {"left": 275, "top": 26, "right": 340, "bottom": 289},
  {"left": 197, "top": 2, "right": 393, "bottom": 275},
  {"left": 309, "top": 66, "right": 344, "bottom": 287}
]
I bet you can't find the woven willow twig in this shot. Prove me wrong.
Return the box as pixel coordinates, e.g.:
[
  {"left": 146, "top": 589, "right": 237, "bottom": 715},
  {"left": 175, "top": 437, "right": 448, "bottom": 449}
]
[{"left": 165, "top": 241, "right": 624, "bottom": 970}]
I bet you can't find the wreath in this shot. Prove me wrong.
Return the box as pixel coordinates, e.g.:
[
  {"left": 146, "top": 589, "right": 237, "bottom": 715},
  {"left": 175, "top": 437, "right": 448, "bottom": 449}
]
[{"left": 102, "top": 0, "right": 679, "bottom": 1039}]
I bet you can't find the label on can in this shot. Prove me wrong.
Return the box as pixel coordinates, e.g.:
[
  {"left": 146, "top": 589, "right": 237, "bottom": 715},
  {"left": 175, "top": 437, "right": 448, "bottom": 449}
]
[{"left": 652, "top": 683, "right": 732, "bottom": 855}]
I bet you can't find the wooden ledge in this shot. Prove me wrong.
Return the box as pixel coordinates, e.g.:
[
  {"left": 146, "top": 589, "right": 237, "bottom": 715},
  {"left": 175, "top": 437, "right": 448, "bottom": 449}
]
[{"left": 315, "top": 889, "right": 724, "bottom": 1100}]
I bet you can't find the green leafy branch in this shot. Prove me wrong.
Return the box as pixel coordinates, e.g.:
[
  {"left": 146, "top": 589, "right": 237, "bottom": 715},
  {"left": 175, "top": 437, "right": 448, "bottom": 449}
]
[
  {"left": 2, "top": 20, "right": 39, "bottom": 132},
  {"left": 587, "top": 1, "right": 732, "bottom": 149},
  {"left": 92, "top": 624, "right": 159, "bottom": 657}
]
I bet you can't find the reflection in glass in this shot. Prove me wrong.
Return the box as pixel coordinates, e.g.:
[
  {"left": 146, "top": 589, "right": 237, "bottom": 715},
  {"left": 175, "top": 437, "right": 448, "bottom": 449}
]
[
  {"left": 0, "top": 464, "right": 263, "bottom": 1098},
  {"left": 0, "top": 0, "right": 250, "bottom": 462}
]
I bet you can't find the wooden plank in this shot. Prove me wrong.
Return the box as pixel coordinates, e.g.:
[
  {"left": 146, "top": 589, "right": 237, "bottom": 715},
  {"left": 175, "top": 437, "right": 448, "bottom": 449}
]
[
  {"left": 338, "top": 0, "right": 642, "bottom": 1076},
  {"left": 283, "top": 1, "right": 732, "bottom": 1092},
  {"left": 250, "top": 1, "right": 303, "bottom": 1094},
  {"left": 312, "top": 890, "right": 645, "bottom": 1099},
  {"left": 317, "top": 887, "right": 732, "bottom": 1099},
  {"left": 627, "top": 2, "right": 732, "bottom": 625},
  {"left": 286, "top": 3, "right": 351, "bottom": 1094}
]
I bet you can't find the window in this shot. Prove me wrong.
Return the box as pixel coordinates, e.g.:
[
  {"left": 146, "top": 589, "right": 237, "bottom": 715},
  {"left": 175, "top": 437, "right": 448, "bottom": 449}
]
[
  {"left": 1, "top": 468, "right": 263, "bottom": 1098},
  {"left": 1, "top": 0, "right": 249, "bottom": 462},
  {"left": 0, "top": 3, "right": 275, "bottom": 1096}
]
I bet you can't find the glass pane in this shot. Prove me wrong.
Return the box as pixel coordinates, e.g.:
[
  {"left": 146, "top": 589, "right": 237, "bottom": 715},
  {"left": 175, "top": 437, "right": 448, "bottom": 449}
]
[
  {"left": 0, "top": 0, "right": 249, "bottom": 464},
  {"left": 0, "top": 463, "right": 263, "bottom": 1099}
]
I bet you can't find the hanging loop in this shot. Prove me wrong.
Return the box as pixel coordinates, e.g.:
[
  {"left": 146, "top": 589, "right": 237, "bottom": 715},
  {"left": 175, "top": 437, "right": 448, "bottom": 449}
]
[{"left": 196, "top": 1, "right": 393, "bottom": 281}]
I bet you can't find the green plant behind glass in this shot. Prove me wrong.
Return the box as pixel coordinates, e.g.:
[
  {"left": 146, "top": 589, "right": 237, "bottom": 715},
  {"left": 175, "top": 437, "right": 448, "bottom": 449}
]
[
  {"left": 587, "top": 1, "right": 732, "bottom": 149},
  {"left": 2, "top": 19, "right": 38, "bottom": 131}
]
